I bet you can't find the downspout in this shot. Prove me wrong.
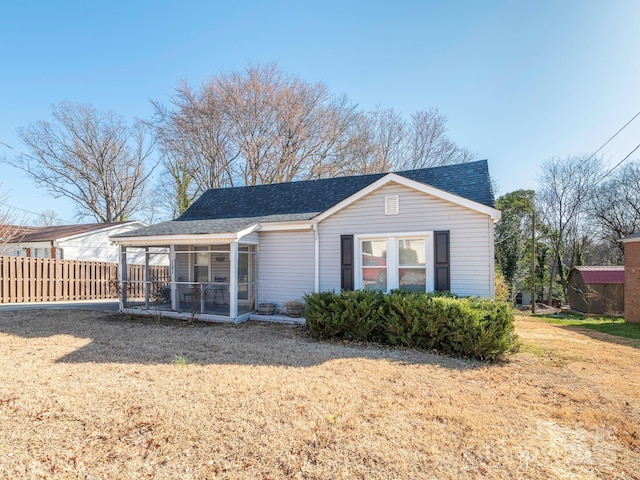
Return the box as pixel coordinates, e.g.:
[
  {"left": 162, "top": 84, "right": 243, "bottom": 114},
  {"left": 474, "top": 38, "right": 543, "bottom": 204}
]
[
  {"left": 489, "top": 218, "right": 496, "bottom": 299},
  {"left": 312, "top": 223, "right": 319, "bottom": 293}
]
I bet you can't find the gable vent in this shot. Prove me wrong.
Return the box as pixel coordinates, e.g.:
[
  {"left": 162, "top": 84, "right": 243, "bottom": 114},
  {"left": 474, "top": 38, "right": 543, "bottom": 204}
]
[{"left": 385, "top": 195, "right": 399, "bottom": 215}]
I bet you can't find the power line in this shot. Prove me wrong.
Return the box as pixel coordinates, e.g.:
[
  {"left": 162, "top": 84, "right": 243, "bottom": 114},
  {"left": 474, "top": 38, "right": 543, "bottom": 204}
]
[
  {"left": 584, "top": 110, "right": 640, "bottom": 163},
  {"left": 0, "top": 201, "right": 75, "bottom": 224},
  {"left": 0, "top": 139, "right": 46, "bottom": 165},
  {"left": 593, "top": 142, "right": 640, "bottom": 187},
  {"left": 0, "top": 140, "right": 27, "bottom": 157},
  {"left": 570, "top": 110, "right": 640, "bottom": 189},
  {"left": 0, "top": 140, "right": 78, "bottom": 223}
]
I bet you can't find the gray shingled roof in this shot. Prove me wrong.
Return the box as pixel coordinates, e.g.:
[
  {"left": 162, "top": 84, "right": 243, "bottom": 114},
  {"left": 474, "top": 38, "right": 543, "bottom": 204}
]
[{"left": 114, "top": 160, "right": 495, "bottom": 238}]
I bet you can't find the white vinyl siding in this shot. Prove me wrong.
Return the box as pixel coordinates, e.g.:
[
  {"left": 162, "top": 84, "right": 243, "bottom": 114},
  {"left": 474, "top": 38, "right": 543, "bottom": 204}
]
[
  {"left": 318, "top": 182, "right": 494, "bottom": 297},
  {"left": 257, "top": 230, "right": 316, "bottom": 307},
  {"left": 57, "top": 223, "right": 144, "bottom": 262},
  {"left": 2, "top": 223, "right": 146, "bottom": 263}
]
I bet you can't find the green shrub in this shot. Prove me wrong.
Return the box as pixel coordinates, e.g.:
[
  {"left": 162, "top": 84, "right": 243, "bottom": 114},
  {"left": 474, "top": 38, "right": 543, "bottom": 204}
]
[
  {"left": 304, "top": 290, "right": 386, "bottom": 342},
  {"left": 304, "top": 290, "right": 518, "bottom": 361}
]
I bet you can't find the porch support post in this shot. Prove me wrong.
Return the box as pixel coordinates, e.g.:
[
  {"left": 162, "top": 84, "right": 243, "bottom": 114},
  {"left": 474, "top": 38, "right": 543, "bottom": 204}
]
[
  {"left": 230, "top": 242, "right": 238, "bottom": 320},
  {"left": 170, "top": 245, "right": 177, "bottom": 311},
  {"left": 119, "top": 245, "right": 127, "bottom": 310},
  {"left": 144, "top": 247, "right": 150, "bottom": 309}
]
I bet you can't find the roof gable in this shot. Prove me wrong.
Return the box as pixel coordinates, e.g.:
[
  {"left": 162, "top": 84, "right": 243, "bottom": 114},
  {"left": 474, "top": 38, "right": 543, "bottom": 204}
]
[
  {"left": 315, "top": 173, "right": 501, "bottom": 222},
  {"left": 178, "top": 160, "right": 496, "bottom": 222}
]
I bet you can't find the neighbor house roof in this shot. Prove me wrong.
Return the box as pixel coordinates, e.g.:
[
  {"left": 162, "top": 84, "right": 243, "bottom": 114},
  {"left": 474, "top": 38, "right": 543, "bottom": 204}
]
[
  {"left": 0, "top": 225, "right": 39, "bottom": 242},
  {"left": 573, "top": 266, "right": 625, "bottom": 284},
  {"left": 6, "top": 221, "right": 141, "bottom": 243}
]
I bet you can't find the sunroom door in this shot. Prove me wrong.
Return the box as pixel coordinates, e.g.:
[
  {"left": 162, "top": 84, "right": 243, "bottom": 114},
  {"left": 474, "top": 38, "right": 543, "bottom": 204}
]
[{"left": 237, "top": 245, "right": 257, "bottom": 315}]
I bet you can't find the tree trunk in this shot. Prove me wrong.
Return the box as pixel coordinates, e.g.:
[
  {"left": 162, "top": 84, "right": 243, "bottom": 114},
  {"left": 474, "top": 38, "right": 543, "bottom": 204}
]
[{"left": 547, "top": 258, "right": 556, "bottom": 306}]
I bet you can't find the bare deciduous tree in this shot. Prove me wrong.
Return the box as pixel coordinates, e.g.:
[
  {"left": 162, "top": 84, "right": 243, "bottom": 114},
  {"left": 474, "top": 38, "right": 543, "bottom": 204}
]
[
  {"left": 335, "top": 107, "right": 405, "bottom": 176},
  {"left": 152, "top": 63, "right": 357, "bottom": 204},
  {"left": 338, "top": 106, "right": 475, "bottom": 175},
  {"left": 7, "top": 102, "right": 157, "bottom": 223},
  {"left": 537, "top": 155, "right": 603, "bottom": 303},
  {"left": 0, "top": 184, "right": 25, "bottom": 249},
  {"left": 590, "top": 161, "right": 640, "bottom": 259},
  {"left": 151, "top": 64, "right": 475, "bottom": 218},
  {"left": 400, "top": 108, "right": 474, "bottom": 170},
  {"left": 36, "top": 210, "right": 64, "bottom": 227}
]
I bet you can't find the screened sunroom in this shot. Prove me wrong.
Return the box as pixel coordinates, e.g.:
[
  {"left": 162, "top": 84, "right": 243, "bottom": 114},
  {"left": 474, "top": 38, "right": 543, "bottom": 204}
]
[{"left": 118, "top": 241, "right": 257, "bottom": 322}]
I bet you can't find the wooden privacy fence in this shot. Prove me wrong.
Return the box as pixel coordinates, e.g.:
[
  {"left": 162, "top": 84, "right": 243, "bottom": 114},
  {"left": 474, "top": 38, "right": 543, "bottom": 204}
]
[{"left": 0, "top": 255, "right": 170, "bottom": 304}]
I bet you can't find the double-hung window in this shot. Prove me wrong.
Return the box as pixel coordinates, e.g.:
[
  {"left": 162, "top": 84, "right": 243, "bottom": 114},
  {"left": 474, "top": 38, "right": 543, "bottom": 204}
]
[
  {"left": 361, "top": 239, "right": 388, "bottom": 291},
  {"left": 398, "top": 238, "right": 427, "bottom": 292},
  {"left": 358, "top": 233, "right": 432, "bottom": 293}
]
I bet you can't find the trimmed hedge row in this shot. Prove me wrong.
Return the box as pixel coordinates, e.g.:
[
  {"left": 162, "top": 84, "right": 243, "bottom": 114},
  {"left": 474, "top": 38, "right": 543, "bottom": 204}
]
[{"left": 303, "top": 290, "right": 518, "bottom": 360}]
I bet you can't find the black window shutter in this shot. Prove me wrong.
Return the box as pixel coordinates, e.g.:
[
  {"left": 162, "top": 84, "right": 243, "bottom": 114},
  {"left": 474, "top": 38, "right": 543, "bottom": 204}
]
[
  {"left": 340, "top": 234, "right": 354, "bottom": 291},
  {"left": 434, "top": 231, "right": 450, "bottom": 292}
]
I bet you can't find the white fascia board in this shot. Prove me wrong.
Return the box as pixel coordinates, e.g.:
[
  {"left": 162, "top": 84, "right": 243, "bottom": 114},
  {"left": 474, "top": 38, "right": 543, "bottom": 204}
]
[
  {"left": 314, "top": 173, "right": 502, "bottom": 222},
  {"left": 60, "top": 221, "right": 147, "bottom": 243},
  {"left": 235, "top": 223, "right": 261, "bottom": 240},
  {"left": 111, "top": 224, "right": 260, "bottom": 246},
  {"left": 257, "top": 221, "right": 314, "bottom": 232},
  {"left": 3, "top": 241, "right": 52, "bottom": 249}
]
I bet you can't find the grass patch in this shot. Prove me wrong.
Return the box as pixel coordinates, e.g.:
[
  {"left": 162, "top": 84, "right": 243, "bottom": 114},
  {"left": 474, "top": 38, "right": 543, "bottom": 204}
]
[
  {"left": 173, "top": 352, "right": 189, "bottom": 366},
  {"left": 533, "top": 313, "right": 640, "bottom": 340}
]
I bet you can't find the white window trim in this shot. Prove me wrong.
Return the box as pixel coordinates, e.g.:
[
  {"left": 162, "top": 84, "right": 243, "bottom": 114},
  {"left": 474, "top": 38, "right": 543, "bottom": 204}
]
[{"left": 354, "top": 231, "right": 434, "bottom": 293}]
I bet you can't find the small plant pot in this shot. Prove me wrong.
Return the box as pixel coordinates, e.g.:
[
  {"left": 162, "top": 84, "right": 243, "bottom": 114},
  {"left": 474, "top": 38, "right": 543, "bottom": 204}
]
[
  {"left": 286, "top": 305, "right": 304, "bottom": 318},
  {"left": 258, "top": 303, "right": 276, "bottom": 315}
]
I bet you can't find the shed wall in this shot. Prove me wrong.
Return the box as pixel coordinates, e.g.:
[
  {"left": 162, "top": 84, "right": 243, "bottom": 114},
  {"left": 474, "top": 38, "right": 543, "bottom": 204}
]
[{"left": 568, "top": 271, "right": 624, "bottom": 314}]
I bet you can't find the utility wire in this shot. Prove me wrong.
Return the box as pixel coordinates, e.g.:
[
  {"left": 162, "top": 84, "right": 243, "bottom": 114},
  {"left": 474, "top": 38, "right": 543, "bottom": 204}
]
[
  {"left": 571, "top": 110, "right": 640, "bottom": 189},
  {"left": 0, "top": 140, "right": 30, "bottom": 157},
  {"left": 0, "top": 139, "right": 48, "bottom": 167},
  {"left": 584, "top": 110, "right": 640, "bottom": 163},
  {"left": 592, "top": 142, "right": 640, "bottom": 187},
  {"left": 0, "top": 201, "right": 75, "bottom": 224},
  {"left": 0, "top": 140, "right": 77, "bottom": 223}
]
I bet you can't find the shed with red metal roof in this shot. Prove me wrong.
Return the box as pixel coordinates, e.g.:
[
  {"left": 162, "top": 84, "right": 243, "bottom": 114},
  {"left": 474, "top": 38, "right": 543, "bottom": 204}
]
[{"left": 567, "top": 266, "right": 624, "bottom": 314}]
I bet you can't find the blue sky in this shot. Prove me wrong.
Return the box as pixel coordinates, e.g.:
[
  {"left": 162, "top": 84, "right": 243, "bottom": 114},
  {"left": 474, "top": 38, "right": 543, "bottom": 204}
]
[{"left": 1, "top": 0, "right": 640, "bottom": 224}]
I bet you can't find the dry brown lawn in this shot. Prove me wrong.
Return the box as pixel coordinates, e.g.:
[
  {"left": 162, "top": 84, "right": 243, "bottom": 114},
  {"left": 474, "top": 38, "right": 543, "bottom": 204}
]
[{"left": 0, "top": 310, "right": 638, "bottom": 479}]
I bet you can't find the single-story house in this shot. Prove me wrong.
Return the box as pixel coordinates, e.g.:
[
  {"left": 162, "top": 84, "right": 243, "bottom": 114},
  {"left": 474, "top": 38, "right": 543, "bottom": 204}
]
[
  {"left": 623, "top": 233, "right": 640, "bottom": 322},
  {"left": 0, "top": 221, "right": 146, "bottom": 263},
  {"left": 567, "top": 266, "right": 624, "bottom": 314},
  {"left": 111, "top": 160, "right": 501, "bottom": 323}
]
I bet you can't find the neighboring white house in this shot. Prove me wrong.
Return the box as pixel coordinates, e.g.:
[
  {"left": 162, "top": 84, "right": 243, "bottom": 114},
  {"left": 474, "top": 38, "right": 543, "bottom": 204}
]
[
  {"left": 1, "top": 221, "right": 146, "bottom": 263},
  {"left": 111, "top": 160, "right": 501, "bottom": 323}
]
